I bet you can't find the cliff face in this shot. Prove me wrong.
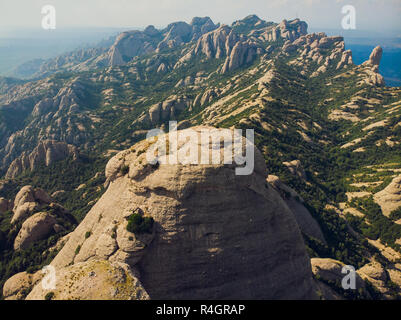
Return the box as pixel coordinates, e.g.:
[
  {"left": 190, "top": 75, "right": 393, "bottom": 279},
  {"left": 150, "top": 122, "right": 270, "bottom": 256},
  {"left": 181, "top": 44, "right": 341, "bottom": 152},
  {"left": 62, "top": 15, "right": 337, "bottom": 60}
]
[
  {"left": 27, "top": 127, "right": 317, "bottom": 300},
  {"left": 360, "top": 46, "right": 385, "bottom": 86},
  {"left": 374, "top": 175, "right": 401, "bottom": 217},
  {"left": 0, "top": 78, "right": 88, "bottom": 173},
  {"left": 267, "top": 175, "right": 326, "bottom": 244},
  {"left": 106, "top": 17, "right": 217, "bottom": 66},
  {"left": 11, "top": 185, "right": 52, "bottom": 223},
  {"left": 5, "top": 140, "right": 78, "bottom": 179},
  {"left": 178, "top": 18, "right": 307, "bottom": 74}
]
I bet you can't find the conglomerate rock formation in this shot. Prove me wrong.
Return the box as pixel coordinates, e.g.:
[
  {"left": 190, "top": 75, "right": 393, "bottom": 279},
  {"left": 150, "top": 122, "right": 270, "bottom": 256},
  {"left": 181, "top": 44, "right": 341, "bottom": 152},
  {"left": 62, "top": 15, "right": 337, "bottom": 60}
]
[{"left": 26, "top": 127, "right": 317, "bottom": 300}]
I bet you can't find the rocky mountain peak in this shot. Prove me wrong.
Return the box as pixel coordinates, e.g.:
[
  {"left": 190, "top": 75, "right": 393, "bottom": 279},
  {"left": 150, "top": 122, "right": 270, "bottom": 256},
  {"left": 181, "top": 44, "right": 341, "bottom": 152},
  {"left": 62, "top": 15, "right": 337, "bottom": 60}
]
[
  {"left": 364, "top": 45, "right": 383, "bottom": 67},
  {"left": 277, "top": 18, "right": 308, "bottom": 41},
  {"left": 107, "top": 17, "right": 218, "bottom": 66},
  {"left": 5, "top": 140, "right": 79, "bottom": 179},
  {"left": 360, "top": 46, "right": 385, "bottom": 85},
  {"left": 143, "top": 25, "right": 160, "bottom": 36},
  {"left": 190, "top": 16, "right": 217, "bottom": 40},
  {"left": 190, "top": 16, "right": 215, "bottom": 29},
  {"left": 178, "top": 24, "right": 264, "bottom": 73},
  {"left": 24, "top": 127, "right": 317, "bottom": 299},
  {"left": 232, "top": 14, "right": 265, "bottom": 28},
  {"left": 194, "top": 25, "right": 238, "bottom": 59},
  {"left": 374, "top": 174, "right": 401, "bottom": 216},
  {"left": 11, "top": 185, "right": 52, "bottom": 223}
]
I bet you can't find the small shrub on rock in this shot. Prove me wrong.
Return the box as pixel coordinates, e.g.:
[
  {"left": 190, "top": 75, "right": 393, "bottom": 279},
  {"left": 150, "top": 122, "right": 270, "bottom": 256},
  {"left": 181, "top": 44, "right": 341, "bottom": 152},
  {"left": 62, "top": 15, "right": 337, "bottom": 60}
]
[
  {"left": 120, "top": 165, "right": 129, "bottom": 175},
  {"left": 126, "top": 213, "right": 154, "bottom": 234},
  {"left": 45, "top": 292, "right": 55, "bottom": 300},
  {"left": 75, "top": 245, "right": 81, "bottom": 255}
]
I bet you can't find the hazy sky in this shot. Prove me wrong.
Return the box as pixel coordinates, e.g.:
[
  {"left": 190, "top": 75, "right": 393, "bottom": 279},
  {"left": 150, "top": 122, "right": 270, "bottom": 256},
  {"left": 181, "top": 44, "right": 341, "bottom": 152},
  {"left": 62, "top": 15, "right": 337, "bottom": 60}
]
[{"left": 0, "top": 0, "right": 400, "bottom": 33}]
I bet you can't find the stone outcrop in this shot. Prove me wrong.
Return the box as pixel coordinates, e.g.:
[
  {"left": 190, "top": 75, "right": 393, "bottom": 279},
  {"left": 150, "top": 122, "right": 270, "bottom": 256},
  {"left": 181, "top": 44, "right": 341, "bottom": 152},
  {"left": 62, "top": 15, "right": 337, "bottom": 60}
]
[
  {"left": 2, "top": 185, "right": 76, "bottom": 298},
  {"left": 362, "top": 69, "right": 385, "bottom": 86},
  {"left": 278, "top": 19, "right": 308, "bottom": 41},
  {"left": 283, "top": 160, "right": 307, "bottom": 180},
  {"left": 2, "top": 271, "right": 42, "bottom": 300},
  {"left": 312, "top": 258, "right": 345, "bottom": 281},
  {"left": 194, "top": 25, "right": 238, "bottom": 59},
  {"left": 14, "top": 212, "right": 57, "bottom": 250},
  {"left": 157, "top": 62, "right": 168, "bottom": 73},
  {"left": 267, "top": 175, "right": 326, "bottom": 243},
  {"left": 107, "top": 17, "right": 217, "bottom": 66},
  {"left": 260, "top": 19, "right": 308, "bottom": 43},
  {"left": 0, "top": 78, "right": 86, "bottom": 173},
  {"left": 137, "top": 95, "right": 191, "bottom": 125},
  {"left": 27, "top": 259, "right": 149, "bottom": 300},
  {"left": 284, "top": 31, "right": 348, "bottom": 77},
  {"left": 221, "top": 40, "right": 261, "bottom": 73},
  {"left": 190, "top": 17, "right": 217, "bottom": 40},
  {"left": 357, "top": 261, "right": 390, "bottom": 296},
  {"left": 175, "top": 76, "right": 195, "bottom": 87},
  {"left": 27, "top": 127, "right": 317, "bottom": 300},
  {"left": 193, "top": 88, "right": 220, "bottom": 107},
  {"left": 11, "top": 185, "right": 52, "bottom": 223},
  {"left": 336, "top": 50, "right": 353, "bottom": 70},
  {"left": 108, "top": 31, "right": 158, "bottom": 66},
  {"left": 232, "top": 15, "right": 267, "bottom": 32},
  {"left": 5, "top": 140, "right": 79, "bottom": 179},
  {"left": 156, "top": 22, "right": 194, "bottom": 52},
  {"left": 36, "top": 78, "right": 85, "bottom": 118},
  {"left": 360, "top": 46, "right": 385, "bottom": 86},
  {"left": 363, "top": 46, "right": 383, "bottom": 68},
  {"left": 311, "top": 258, "right": 368, "bottom": 299},
  {"left": 177, "top": 25, "right": 263, "bottom": 73},
  {"left": 374, "top": 175, "right": 401, "bottom": 217}
]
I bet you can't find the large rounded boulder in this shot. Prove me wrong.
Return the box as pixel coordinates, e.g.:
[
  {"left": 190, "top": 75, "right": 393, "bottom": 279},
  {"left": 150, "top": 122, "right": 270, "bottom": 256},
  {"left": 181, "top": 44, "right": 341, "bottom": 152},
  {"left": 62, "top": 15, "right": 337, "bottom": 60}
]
[{"left": 27, "top": 126, "right": 317, "bottom": 300}]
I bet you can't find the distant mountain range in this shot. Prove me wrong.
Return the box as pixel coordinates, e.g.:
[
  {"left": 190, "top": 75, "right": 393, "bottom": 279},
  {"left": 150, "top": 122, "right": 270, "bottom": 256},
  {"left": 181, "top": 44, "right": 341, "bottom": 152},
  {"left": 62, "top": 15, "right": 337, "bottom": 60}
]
[{"left": 0, "top": 28, "right": 127, "bottom": 76}]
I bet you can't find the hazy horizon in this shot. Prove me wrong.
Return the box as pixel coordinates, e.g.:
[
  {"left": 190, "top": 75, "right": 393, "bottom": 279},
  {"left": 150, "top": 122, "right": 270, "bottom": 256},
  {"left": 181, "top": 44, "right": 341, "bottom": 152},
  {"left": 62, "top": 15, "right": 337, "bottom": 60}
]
[
  {"left": 1, "top": 0, "right": 400, "bottom": 81},
  {"left": 0, "top": 0, "right": 400, "bottom": 34}
]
